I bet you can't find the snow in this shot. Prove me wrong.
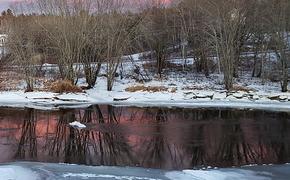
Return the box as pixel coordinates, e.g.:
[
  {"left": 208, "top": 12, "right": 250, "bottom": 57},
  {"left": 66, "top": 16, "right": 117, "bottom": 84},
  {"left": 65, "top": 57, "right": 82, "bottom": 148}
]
[
  {"left": 169, "top": 58, "right": 194, "bottom": 65},
  {"left": 1, "top": 162, "right": 287, "bottom": 180},
  {"left": 1, "top": 50, "right": 290, "bottom": 111},
  {"left": 232, "top": 92, "right": 246, "bottom": 99},
  {"left": 279, "top": 95, "right": 288, "bottom": 101},
  {"left": 2, "top": 77, "right": 290, "bottom": 111},
  {"left": 0, "top": 165, "right": 39, "bottom": 180},
  {"left": 240, "top": 51, "right": 278, "bottom": 62},
  {"left": 63, "top": 173, "right": 162, "bottom": 180},
  {"left": 69, "top": 121, "right": 86, "bottom": 129},
  {"left": 166, "top": 169, "right": 272, "bottom": 180}
]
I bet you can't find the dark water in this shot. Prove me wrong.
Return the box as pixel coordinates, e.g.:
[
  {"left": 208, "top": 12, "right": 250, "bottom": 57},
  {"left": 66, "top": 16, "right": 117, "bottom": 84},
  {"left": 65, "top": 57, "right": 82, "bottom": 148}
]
[{"left": 0, "top": 106, "right": 290, "bottom": 170}]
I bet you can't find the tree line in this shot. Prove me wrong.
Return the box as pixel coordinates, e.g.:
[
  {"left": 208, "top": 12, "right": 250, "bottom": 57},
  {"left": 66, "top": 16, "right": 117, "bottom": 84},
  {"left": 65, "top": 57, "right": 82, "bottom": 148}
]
[{"left": 2, "top": 0, "right": 290, "bottom": 92}]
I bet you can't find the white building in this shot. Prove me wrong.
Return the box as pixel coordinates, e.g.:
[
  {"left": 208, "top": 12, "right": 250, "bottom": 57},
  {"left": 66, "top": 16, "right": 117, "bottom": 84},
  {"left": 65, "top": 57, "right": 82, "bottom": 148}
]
[
  {"left": 0, "top": 34, "right": 7, "bottom": 57},
  {"left": 0, "top": 34, "right": 7, "bottom": 46}
]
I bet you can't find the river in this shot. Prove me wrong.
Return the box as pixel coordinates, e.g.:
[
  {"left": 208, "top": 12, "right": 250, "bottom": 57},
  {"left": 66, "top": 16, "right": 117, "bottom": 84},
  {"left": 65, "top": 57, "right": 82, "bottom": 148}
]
[{"left": 0, "top": 106, "right": 289, "bottom": 179}]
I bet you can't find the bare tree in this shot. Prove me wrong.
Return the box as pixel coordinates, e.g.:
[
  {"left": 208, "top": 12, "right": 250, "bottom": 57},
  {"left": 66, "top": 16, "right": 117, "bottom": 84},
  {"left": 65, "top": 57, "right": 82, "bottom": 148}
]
[
  {"left": 177, "top": 0, "right": 211, "bottom": 75},
  {"left": 102, "top": 0, "right": 143, "bottom": 91},
  {"left": 35, "top": 0, "right": 93, "bottom": 84},
  {"left": 267, "top": 0, "right": 290, "bottom": 92},
  {"left": 246, "top": 1, "right": 269, "bottom": 78},
  {"left": 176, "top": 2, "right": 191, "bottom": 70},
  {"left": 142, "top": 2, "right": 172, "bottom": 78},
  {"left": 81, "top": 13, "right": 105, "bottom": 89},
  {"left": 203, "top": 0, "right": 248, "bottom": 90},
  {"left": 7, "top": 15, "right": 44, "bottom": 92}
]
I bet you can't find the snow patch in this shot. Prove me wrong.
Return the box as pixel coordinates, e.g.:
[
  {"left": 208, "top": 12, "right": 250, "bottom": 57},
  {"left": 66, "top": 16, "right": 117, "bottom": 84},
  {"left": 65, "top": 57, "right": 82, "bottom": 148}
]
[
  {"left": 0, "top": 165, "right": 39, "bottom": 180},
  {"left": 69, "top": 121, "right": 86, "bottom": 129},
  {"left": 166, "top": 169, "right": 272, "bottom": 180},
  {"left": 62, "top": 173, "right": 162, "bottom": 180}
]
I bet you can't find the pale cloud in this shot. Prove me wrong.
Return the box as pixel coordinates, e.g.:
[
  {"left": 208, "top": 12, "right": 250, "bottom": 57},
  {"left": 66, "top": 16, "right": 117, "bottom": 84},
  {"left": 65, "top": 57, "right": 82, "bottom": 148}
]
[
  {"left": 0, "top": 0, "right": 24, "bottom": 11},
  {"left": 0, "top": 0, "right": 10, "bottom": 11}
]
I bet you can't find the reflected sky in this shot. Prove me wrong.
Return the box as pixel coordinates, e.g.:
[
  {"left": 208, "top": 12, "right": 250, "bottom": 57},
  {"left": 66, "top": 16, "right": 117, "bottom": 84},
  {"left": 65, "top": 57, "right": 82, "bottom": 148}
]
[{"left": 0, "top": 106, "right": 290, "bottom": 170}]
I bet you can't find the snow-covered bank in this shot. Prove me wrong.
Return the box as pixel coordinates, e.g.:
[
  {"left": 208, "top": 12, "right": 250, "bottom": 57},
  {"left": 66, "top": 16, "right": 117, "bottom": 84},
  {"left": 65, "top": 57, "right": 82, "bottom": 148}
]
[
  {"left": 2, "top": 70, "right": 290, "bottom": 111},
  {"left": 0, "top": 165, "right": 39, "bottom": 180},
  {"left": 2, "top": 49, "right": 290, "bottom": 111},
  {"left": 2, "top": 87, "right": 290, "bottom": 111},
  {"left": 166, "top": 169, "right": 272, "bottom": 180},
  {"left": 0, "top": 162, "right": 289, "bottom": 180}
]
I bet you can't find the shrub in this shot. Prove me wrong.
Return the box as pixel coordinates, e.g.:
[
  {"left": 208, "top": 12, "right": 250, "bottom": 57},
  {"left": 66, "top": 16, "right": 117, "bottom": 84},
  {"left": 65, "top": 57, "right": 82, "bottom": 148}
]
[
  {"left": 170, "top": 87, "right": 177, "bottom": 93},
  {"left": 50, "top": 80, "right": 82, "bottom": 93},
  {"left": 232, "top": 85, "right": 255, "bottom": 93},
  {"left": 125, "top": 85, "right": 168, "bottom": 92}
]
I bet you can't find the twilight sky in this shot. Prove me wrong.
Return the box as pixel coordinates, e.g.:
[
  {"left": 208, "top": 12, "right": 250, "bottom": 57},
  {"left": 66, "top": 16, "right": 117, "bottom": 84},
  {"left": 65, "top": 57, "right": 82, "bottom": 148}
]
[
  {"left": 0, "top": 0, "right": 173, "bottom": 13},
  {"left": 0, "top": 0, "right": 10, "bottom": 11},
  {"left": 0, "top": 0, "right": 19, "bottom": 12}
]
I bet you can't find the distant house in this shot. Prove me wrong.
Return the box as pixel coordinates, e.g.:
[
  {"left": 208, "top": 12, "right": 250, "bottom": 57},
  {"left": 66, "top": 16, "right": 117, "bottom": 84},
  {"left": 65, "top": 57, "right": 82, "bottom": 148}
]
[
  {"left": 0, "top": 34, "right": 7, "bottom": 46},
  {"left": 0, "top": 34, "right": 7, "bottom": 57}
]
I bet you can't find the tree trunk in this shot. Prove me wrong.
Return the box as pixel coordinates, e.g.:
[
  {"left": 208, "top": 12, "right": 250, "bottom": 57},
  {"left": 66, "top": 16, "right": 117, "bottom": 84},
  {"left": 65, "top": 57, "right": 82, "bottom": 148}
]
[
  {"left": 223, "top": 56, "right": 234, "bottom": 90},
  {"left": 156, "top": 49, "right": 164, "bottom": 78},
  {"left": 224, "top": 76, "right": 233, "bottom": 90},
  {"left": 201, "top": 51, "right": 209, "bottom": 77},
  {"left": 182, "top": 43, "right": 187, "bottom": 71},
  {"left": 85, "top": 63, "right": 101, "bottom": 89},
  {"left": 281, "top": 55, "right": 288, "bottom": 92},
  {"left": 107, "top": 78, "right": 113, "bottom": 91},
  {"left": 252, "top": 46, "right": 258, "bottom": 77}
]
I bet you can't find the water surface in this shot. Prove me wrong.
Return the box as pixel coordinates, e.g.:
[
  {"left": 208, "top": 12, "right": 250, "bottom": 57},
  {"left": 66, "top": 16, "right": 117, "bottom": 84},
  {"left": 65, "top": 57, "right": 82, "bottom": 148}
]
[{"left": 0, "top": 106, "right": 289, "bottom": 170}]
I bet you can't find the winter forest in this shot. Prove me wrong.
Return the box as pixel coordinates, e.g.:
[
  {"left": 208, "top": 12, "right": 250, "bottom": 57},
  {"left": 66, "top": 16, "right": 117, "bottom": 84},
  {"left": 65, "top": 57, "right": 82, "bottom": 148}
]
[
  {"left": 0, "top": 0, "right": 288, "bottom": 94},
  {"left": 0, "top": 0, "right": 290, "bottom": 179}
]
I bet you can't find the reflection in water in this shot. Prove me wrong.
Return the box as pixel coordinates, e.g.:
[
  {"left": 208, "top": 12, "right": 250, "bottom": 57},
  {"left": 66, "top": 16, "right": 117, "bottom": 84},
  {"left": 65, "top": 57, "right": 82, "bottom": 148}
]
[
  {"left": 15, "top": 108, "right": 37, "bottom": 160},
  {"left": 0, "top": 106, "right": 289, "bottom": 170},
  {"left": 214, "top": 111, "right": 254, "bottom": 167}
]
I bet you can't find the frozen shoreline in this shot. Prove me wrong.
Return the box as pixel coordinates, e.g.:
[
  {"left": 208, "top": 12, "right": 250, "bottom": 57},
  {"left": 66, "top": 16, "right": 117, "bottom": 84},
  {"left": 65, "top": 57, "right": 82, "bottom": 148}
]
[
  {"left": 2, "top": 55, "right": 290, "bottom": 111},
  {"left": 0, "top": 161, "right": 289, "bottom": 180},
  {"left": 1, "top": 89, "right": 290, "bottom": 112}
]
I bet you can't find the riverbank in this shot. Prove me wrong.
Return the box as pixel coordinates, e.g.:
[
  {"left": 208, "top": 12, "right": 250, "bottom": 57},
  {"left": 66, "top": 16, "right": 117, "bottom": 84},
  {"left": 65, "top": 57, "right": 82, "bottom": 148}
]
[
  {"left": 1, "top": 76, "right": 290, "bottom": 111},
  {"left": 0, "top": 162, "right": 289, "bottom": 180}
]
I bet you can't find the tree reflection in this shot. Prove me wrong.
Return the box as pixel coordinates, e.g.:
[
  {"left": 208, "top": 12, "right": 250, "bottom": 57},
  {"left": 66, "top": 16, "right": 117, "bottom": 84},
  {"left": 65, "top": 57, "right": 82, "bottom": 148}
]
[
  {"left": 15, "top": 108, "right": 37, "bottom": 160},
  {"left": 139, "top": 108, "right": 185, "bottom": 169},
  {"left": 93, "top": 105, "right": 135, "bottom": 166},
  {"left": 48, "top": 110, "right": 70, "bottom": 157},
  {"left": 214, "top": 110, "right": 259, "bottom": 167},
  {"left": 46, "top": 105, "right": 135, "bottom": 166},
  {"left": 190, "top": 126, "right": 205, "bottom": 166},
  {"left": 3, "top": 106, "right": 290, "bottom": 169},
  {"left": 140, "top": 108, "right": 166, "bottom": 168},
  {"left": 257, "top": 112, "right": 290, "bottom": 164},
  {"left": 188, "top": 110, "right": 208, "bottom": 167},
  {"left": 273, "top": 117, "right": 290, "bottom": 162}
]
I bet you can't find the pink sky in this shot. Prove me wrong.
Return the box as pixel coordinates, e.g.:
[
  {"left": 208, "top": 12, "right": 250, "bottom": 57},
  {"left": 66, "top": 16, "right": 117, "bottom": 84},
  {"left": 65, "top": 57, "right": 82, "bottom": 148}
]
[
  {"left": 0, "top": 0, "right": 22, "bottom": 11},
  {"left": 0, "top": 0, "right": 173, "bottom": 13},
  {"left": 0, "top": 0, "right": 11, "bottom": 11}
]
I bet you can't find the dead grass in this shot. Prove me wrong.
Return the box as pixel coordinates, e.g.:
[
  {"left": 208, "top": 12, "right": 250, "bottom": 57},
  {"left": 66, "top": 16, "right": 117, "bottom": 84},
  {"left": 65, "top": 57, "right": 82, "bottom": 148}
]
[
  {"left": 0, "top": 71, "right": 23, "bottom": 91},
  {"left": 182, "top": 85, "right": 204, "bottom": 91},
  {"left": 232, "top": 85, "right": 256, "bottom": 93},
  {"left": 50, "top": 80, "right": 82, "bottom": 93},
  {"left": 170, "top": 87, "right": 177, "bottom": 93},
  {"left": 125, "top": 85, "right": 168, "bottom": 92}
]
